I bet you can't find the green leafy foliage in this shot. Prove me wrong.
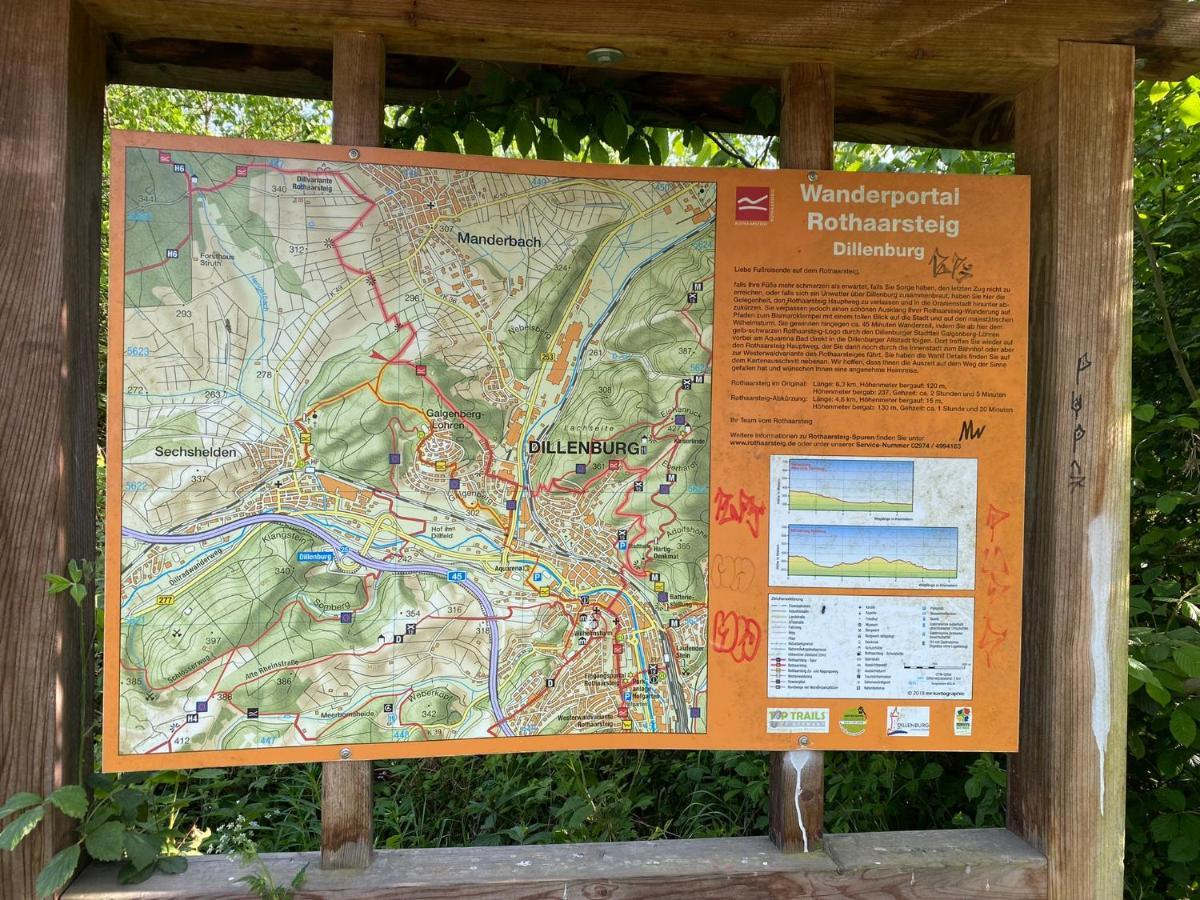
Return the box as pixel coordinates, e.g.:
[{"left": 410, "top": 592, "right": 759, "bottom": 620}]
[
  {"left": 0, "top": 771, "right": 193, "bottom": 896},
  {"left": 378, "top": 67, "right": 773, "bottom": 168},
  {"left": 84, "top": 821, "right": 126, "bottom": 862},
  {"left": 1126, "top": 78, "right": 1200, "bottom": 900},
  {"left": 45, "top": 558, "right": 94, "bottom": 607},
  {"left": 48, "top": 785, "right": 89, "bottom": 819},
  {"left": 0, "top": 793, "right": 43, "bottom": 819},
  {"left": 237, "top": 858, "right": 308, "bottom": 900},
  {"left": 0, "top": 806, "right": 45, "bottom": 851},
  {"left": 34, "top": 845, "right": 80, "bottom": 898}
]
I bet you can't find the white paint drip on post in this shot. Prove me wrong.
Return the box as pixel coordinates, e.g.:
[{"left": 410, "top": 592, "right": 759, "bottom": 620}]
[
  {"left": 1088, "top": 514, "right": 1113, "bottom": 815},
  {"left": 786, "top": 749, "right": 816, "bottom": 852}
]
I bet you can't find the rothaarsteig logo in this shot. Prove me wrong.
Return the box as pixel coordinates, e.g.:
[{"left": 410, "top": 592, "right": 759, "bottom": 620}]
[{"left": 735, "top": 186, "right": 772, "bottom": 223}]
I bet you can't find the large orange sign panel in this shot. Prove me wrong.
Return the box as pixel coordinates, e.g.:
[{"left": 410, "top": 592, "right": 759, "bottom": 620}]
[{"left": 105, "top": 131, "right": 1027, "bottom": 770}]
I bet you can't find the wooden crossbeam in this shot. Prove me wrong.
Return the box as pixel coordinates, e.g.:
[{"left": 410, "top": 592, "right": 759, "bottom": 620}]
[
  {"left": 66, "top": 829, "right": 1048, "bottom": 898},
  {"left": 81, "top": 0, "right": 1200, "bottom": 89},
  {"left": 103, "top": 36, "right": 1016, "bottom": 150}
]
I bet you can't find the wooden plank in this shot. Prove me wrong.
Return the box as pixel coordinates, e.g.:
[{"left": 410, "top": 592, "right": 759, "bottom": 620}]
[
  {"left": 104, "top": 36, "right": 1016, "bottom": 150},
  {"left": 0, "top": 0, "right": 104, "bottom": 896},
  {"left": 65, "top": 829, "right": 1047, "bottom": 898},
  {"left": 1008, "top": 41, "right": 1133, "bottom": 898},
  {"left": 769, "top": 750, "right": 825, "bottom": 853},
  {"left": 332, "top": 31, "right": 385, "bottom": 147},
  {"left": 767, "top": 61, "right": 833, "bottom": 856},
  {"left": 320, "top": 758, "right": 374, "bottom": 870},
  {"left": 318, "top": 30, "right": 385, "bottom": 873},
  {"left": 81, "top": 0, "right": 1200, "bottom": 89},
  {"left": 779, "top": 62, "right": 835, "bottom": 168}
]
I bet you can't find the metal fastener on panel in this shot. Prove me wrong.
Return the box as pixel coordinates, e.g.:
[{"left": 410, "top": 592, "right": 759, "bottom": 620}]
[
  {"left": 340, "top": 747, "right": 351, "bottom": 759},
  {"left": 807, "top": 171, "right": 818, "bottom": 182},
  {"left": 586, "top": 47, "right": 624, "bottom": 65},
  {"left": 348, "top": 148, "right": 360, "bottom": 160},
  {"left": 799, "top": 736, "right": 809, "bottom": 746}
]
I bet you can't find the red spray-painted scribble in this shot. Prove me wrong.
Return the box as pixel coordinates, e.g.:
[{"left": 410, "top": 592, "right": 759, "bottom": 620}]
[
  {"left": 713, "top": 487, "right": 766, "bottom": 538},
  {"left": 985, "top": 503, "right": 1011, "bottom": 543},
  {"left": 712, "top": 609, "right": 761, "bottom": 663},
  {"left": 978, "top": 502, "right": 1013, "bottom": 667},
  {"left": 978, "top": 618, "right": 1009, "bottom": 667}
]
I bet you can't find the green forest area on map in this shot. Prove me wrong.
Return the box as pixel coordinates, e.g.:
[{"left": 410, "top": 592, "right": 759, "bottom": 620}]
[{"left": 117, "top": 146, "right": 715, "bottom": 757}]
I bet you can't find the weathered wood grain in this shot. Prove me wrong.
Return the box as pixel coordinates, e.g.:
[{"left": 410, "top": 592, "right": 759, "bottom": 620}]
[
  {"left": 65, "top": 829, "right": 1048, "bottom": 898},
  {"left": 0, "top": 0, "right": 103, "bottom": 897},
  {"left": 767, "top": 61, "right": 833, "bottom": 856},
  {"left": 779, "top": 62, "right": 835, "bottom": 170},
  {"left": 320, "top": 758, "right": 374, "bottom": 870},
  {"left": 104, "top": 36, "right": 1016, "bottom": 150},
  {"left": 332, "top": 31, "right": 385, "bottom": 148},
  {"left": 319, "top": 30, "right": 385, "bottom": 874},
  {"left": 769, "top": 749, "right": 826, "bottom": 854},
  {"left": 79, "top": 0, "right": 1200, "bottom": 89},
  {"left": 1009, "top": 41, "right": 1134, "bottom": 899}
]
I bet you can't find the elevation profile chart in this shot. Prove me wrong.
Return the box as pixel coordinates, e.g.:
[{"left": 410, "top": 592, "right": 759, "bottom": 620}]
[
  {"left": 788, "top": 458, "right": 914, "bottom": 512},
  {"left": 768, "top": 454, "right": 978, "bottom": 589},
  {"left": 786, "top": 524, "right": 957, "bottom": 579}
]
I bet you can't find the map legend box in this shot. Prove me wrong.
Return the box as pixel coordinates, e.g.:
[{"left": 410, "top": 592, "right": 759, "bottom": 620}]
[{"left": 767, "top": 594, "right": 973, "bottom": 700}]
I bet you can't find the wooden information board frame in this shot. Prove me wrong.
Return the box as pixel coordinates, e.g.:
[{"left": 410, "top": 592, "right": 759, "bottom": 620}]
[{"left": 0, "top": 3, "right": 1162, "bottom": 896}]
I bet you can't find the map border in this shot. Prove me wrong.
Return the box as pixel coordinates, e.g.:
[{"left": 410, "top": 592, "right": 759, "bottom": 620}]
[{"left": 105, "top": 130, "right": 725, "bottom": 771}]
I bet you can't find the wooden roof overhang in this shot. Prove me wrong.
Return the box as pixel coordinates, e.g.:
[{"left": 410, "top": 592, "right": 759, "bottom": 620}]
[{"left": 86, "top": 0, "right": 1200, "bottom": 150}]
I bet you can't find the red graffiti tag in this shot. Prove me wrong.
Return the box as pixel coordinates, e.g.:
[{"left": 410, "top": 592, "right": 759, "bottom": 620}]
[
  {"left": 977, "top": 617, "right": 1009, "bottom": 668},
  {"left": 985, "top": 503, "right": 1011, "bottom": 543},
  {"left": 712, "top": 609, "right": 761, "bottom": 663},
  {"left": 978, "top": 502, "right": 1013, "bottom": 667},
  {"left": 713, "top": 487, "right": 766, "bottom": 538}
]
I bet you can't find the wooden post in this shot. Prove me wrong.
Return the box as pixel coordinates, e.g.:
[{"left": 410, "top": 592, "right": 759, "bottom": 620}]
[
  {"left": 1008, "top": 41, "right": 1133, "bottom": 898},
  {"left": 778, "top": 63, "right": 835, "bottom": 170},
  {"left": 333, "top": 31, "right": 386, "bottom": 147},
  {"left": 0, "top": 0, "right": 103, "bottom": 896},
  {"left": 320, "top": 29, "right": 386, "bottom": 872},
  {"left": 768, "top": 61, "right": 833, "bottom": 855}
]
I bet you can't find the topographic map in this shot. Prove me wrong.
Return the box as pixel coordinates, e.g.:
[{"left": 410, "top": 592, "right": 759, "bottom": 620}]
[{"left": 114, "top": 141, "right": 714, "bottom": 760}]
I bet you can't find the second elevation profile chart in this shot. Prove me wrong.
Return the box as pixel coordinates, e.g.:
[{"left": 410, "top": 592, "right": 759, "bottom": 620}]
[{"left": 785, "top": 524, "right": 958, "bottom": 581}]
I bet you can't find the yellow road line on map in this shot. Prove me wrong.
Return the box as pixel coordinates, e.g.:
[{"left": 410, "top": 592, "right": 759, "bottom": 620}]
[
  {"left": 404, "top": 263, "right": 523, "bottom": 403},
  {"left": 399, "top": 179, "right": 649, "bottom": 404},
  {"left": 269, "top": 177, "right": 647, "bottom": 420},
  {"left": 504, "top": 185, "right": 700, "bottom": 562},
  {"left": 129, "top": 523, "right": 268, "bottom": 619},
  {"left": 314, "top": 507, "right": 506, "bottom": 566}
]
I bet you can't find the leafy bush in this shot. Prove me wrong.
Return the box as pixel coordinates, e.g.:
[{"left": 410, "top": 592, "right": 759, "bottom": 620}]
[{"left": 1125, "top": 79, "right": 1200, "bottom": 900}]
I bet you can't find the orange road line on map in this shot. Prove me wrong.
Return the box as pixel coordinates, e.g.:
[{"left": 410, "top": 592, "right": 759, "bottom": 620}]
[{"left": 304, "top": 378, "right": 373, "bottom": 417}]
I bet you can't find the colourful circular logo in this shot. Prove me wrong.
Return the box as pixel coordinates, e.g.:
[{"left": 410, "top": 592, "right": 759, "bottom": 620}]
[{"left": 839, "top": 706, "right": 868, "bottom": 736}]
